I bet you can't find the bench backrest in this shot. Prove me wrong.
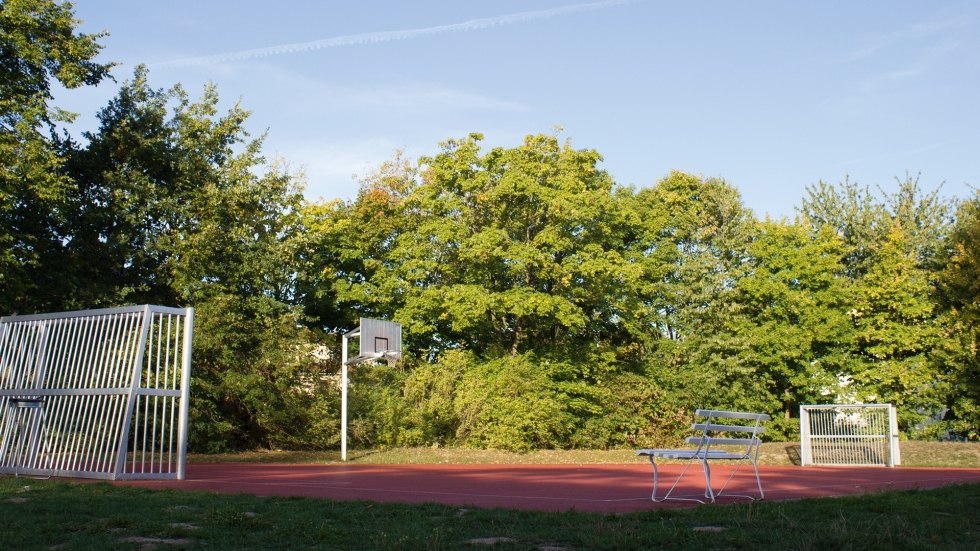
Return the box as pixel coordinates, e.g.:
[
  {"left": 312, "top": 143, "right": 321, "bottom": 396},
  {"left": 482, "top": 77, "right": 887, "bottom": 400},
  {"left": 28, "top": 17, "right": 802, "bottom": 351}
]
[{"left": 685, "top": 409, "right": 770, "bottom": 457}]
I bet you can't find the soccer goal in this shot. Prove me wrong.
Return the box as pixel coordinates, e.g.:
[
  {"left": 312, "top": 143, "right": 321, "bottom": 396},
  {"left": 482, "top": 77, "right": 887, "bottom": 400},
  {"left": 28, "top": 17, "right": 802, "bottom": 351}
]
[
  {"left": 799, "top": 404, "right": 900, "bottom": 467},
  {"left": 0, "top": 305, "right": 193, "bottom": 480}
]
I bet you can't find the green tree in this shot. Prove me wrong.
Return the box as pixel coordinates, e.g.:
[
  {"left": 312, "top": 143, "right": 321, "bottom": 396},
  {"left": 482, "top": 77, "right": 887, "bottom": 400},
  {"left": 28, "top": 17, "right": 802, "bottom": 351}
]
[
  {"left": 936, "top": 194, "right": 980, "bottom": 438},
  {"left": 307, "top": 133, "right": 635, "bottom": 362},
  {"left": 721, "top": 220, "right": 851, "bottom": 435},
  {"left": 798, "top": 177, "right": 886, "bottom": 278},
  {"left": 299, "top": 153, "right": 416, "bottom": 335},
  {"left": 628, "top": 172, "right": 756, "bottom": 408},
  {"left": 848, "top": 223, "right": 945, "bottom": 429},
  {"left": 799, "top": 176, "right": 954, "bottom": 432},
  {"left": 67, "top": 68, "right": 323, "bottom": 451},
  {"left": 0, "top": 0, "right": 113, "bottom": 313},
  {"left": 62, "top": 67, "right": 180, "bottom": 307}
]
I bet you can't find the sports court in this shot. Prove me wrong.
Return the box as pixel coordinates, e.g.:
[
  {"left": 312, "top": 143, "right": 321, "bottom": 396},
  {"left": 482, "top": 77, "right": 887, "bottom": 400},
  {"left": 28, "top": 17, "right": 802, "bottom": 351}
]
[
  {"left": 113, "top": 462, "right": 980, "bottom": 513},
  {"left": 3, "top": 308, "right": 978, "bottom": 514}
]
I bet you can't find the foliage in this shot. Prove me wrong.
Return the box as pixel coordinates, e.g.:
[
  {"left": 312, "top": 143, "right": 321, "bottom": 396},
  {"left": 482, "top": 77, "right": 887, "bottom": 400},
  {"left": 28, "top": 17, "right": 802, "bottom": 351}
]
[
  {"left": 0, "top": 0, "right": 113, "bottom": 313},
  {"left": 306, "top": 133, "right": 633, "bottom": 360},
  {"left": 799, "top": 176, "right": 955, "bottom": 432},
  {"left": 3, "top": 3, "right": 977, "bottom": 451},
  {"left": 936, "top": 193, "right": 980, "bottom": 438}
]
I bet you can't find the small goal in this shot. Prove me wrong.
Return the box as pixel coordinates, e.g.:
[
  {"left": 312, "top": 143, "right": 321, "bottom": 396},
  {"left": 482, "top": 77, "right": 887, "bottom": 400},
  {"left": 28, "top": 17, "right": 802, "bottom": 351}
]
[
  {"left": 0, "top": 305, "right": 193, "bottom": 480},
  {"left": 799, "top": 404, "right": 900, "bottom": 467}
]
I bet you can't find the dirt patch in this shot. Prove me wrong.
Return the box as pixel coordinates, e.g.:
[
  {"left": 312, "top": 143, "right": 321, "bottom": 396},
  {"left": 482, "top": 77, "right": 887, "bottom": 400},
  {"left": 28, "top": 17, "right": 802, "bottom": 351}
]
[
  {"left": 467, "top": 537, "right": 517, "bottom": 545},
  {"left": 120, "top": 536, "right": 193, "bottom": 550}
]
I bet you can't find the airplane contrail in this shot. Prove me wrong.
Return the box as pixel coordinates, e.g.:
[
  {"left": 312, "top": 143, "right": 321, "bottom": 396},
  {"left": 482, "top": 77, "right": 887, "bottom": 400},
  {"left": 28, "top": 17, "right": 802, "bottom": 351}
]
[{"left": 163, "top": 0, "right": 633, "bottom": 66}]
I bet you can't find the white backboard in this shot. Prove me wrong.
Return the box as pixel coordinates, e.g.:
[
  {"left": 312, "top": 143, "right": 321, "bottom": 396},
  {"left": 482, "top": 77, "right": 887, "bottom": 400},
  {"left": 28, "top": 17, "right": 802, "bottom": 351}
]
[{"left": 358, "top": 317, "right": 402, "bottom": 358}]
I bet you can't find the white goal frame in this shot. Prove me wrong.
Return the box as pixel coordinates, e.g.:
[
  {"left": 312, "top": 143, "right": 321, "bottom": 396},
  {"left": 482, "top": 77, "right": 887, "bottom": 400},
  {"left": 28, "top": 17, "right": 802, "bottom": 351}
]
[
  {"left": 0, "top": 305, "right": 193, "bottom": 480},
  {"left": 800, "top": 404, "right": 900, "bottom": 467}
]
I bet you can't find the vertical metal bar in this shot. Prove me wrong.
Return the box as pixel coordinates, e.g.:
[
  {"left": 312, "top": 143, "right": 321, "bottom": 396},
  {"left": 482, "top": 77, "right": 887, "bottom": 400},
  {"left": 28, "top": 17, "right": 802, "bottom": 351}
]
[
  {"left": 72, "top": 316, "right": 103, "bottom": 472},
  {"left": 126, "top": 310, "right": 149, "bottom": 475},
  {"left": 138, "top": 314, "right": 155, "bottom": 473},
  {"left": 341, "top": 332, "right": 349, "bottom": 462},
  {"left": 116, "top": 314, "right": 140, "bottom": 474},
  {"left": 164, "top": 314, "right": 177, "bottom": 473},
  {"left": 176, "top": 308, "right": 193, "bottom": 480},
  {"left": 888, "top": 404, "right": 901, "bottom": 467},
  {"left": 90, "top": 315, "right": 119, "bottom": 472},
  {"left": 93, "top": 313, "right": 124, "bottom": 473},
  {"left": 71, "top": 320, "right": 101, "bottom": 470},
  {"left": 160, "top": 313, "right": 175, "bottom": 474},
  {"left": 799, "top": 406, "right": 811, "bottom": 466},
  {"left": 86, "top": 314, "right": 115, "bottom": 471},
  {"left": 872, "top": 406, "right": 883, "bottom": 464},
  {"left": 113, "top": 306, "right": 153, "bottom": 479},
  {"left": 121, "top": 312, "right": 143, "bottom": 475},
  {"left": 836, "top": 407, "right": 845, "bottom": 465},
  {"left": 150, "top": 312, "right": 163, "bottom": 472},
  {"left": 44, "top": 319, "right": 73, "bottom": 471}
]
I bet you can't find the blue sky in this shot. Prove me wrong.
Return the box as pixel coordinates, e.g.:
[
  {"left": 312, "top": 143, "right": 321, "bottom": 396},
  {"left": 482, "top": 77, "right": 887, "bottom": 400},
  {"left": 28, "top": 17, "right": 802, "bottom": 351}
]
[{"left": 60, "top": 0, "right": 978, "bottom": 218}]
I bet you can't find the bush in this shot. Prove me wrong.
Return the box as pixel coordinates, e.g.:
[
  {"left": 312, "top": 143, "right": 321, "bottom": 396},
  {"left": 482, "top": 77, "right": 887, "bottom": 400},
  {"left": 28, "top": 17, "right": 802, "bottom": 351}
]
[{"left": 454, "top": 354, "right": 574, "bottom": 452}]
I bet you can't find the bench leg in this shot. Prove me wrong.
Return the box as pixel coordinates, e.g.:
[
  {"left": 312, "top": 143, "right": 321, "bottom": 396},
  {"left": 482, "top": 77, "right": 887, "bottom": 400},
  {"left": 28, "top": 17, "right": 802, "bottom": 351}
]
[
  {"left": 644, "top": 456, "right": 706, "bottom": 504},
  {"left": 647, "top": 456, "right": 663, "bottom": 502},
  {"left": 752, "top": 461, "right": 765, "bottom": 500},
  {"left": 700, "top": 457, "right": 714, "bottom": 502},
  {"left": 705, "top": 460, "right": 765, "bottom": 502}
]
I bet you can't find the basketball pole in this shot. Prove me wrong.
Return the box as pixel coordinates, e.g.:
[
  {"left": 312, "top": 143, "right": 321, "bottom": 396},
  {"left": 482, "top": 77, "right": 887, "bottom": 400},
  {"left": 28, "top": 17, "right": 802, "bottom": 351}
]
[
  {"left": 339, "top": 318, "right": 402, "bottom": 462},
  {"left": 340, "top": 327, "right": 357, "bottom": 462}
]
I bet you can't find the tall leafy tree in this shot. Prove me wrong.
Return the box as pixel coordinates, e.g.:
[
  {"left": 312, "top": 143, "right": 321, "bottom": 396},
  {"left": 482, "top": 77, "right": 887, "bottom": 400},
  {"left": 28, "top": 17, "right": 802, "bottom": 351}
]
[
  {"left": 799, "top": 176, "right": 953, "bottom": 431},
  {"left": 628, "top": 172, "right": 755, "bottom": 403},
  {"left": 798, "top": 177, "right": 886, "bottom": 278},
  {"left": 67, "top": 68, "right": 321, "bottom": 451},
  {"left": 344, "top": 132, "right": 634, "bottom": 359},
  {"left": 722, "top": 220, "right": 851, "bottom": 433},
  {"left": 299, "top": 153, "right": 416, "bottom": 335},
  {"left": 936, "top": 194, "right": 980, "bottom": 438},
  {"left": 0, "top": 0, "right": 112, "bottom": 313},
  {"left": 62, "top": 67, "right": 179, "bottom": 307},
  {"left": 848, "top": 223, "right": 945, "bottom": 428}
]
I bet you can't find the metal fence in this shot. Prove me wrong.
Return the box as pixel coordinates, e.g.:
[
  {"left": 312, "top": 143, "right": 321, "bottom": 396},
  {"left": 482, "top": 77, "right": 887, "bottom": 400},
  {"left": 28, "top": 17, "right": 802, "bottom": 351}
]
[
  {"left": 0, "top": 305, "right": 193, "bottom": 480},
  {"left": 799, "top": 404, "right": 900, "bottom": 467}
]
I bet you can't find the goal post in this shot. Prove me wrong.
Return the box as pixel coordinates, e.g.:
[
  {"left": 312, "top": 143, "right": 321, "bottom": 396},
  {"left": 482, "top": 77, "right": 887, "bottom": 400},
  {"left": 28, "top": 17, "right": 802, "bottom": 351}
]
[
  {"left": 800, "top": 404, "right": 900, "bottom": 467},
  {"left": 0, "top": 305, "right": 193, "bottom": 480}
]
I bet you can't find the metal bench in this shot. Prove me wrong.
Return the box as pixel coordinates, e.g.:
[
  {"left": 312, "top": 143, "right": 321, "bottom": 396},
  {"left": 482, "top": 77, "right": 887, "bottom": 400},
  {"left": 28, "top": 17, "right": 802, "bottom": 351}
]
[{"left": 636, "top": 409, "right": 770, "bottom": 503}]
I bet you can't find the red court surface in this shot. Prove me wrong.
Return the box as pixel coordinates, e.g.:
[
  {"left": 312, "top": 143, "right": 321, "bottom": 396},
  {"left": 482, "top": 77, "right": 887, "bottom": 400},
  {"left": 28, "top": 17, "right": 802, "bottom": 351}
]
[{"left": 114, "top": 463, "right": 980, "bottom": 513}]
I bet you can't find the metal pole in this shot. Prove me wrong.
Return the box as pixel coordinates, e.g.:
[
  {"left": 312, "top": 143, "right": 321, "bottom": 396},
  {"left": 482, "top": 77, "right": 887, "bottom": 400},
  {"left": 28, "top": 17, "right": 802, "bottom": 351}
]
[
  {"left": 341, "top": 333, "right": 348, "bottom": 462},
  {"left": 799, "top": 406, "right": 811, "bottom": 466},
  {"left": 177, "top": 308, "right": 194, "bottom": 480},
  {"left": 888, "top": 404, "right": 901, "bottom": 467}
]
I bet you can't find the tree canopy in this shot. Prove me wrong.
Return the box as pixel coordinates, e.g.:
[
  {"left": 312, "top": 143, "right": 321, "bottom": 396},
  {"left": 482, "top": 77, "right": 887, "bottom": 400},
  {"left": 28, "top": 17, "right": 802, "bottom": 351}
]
[{"left": 3, "top": 0, "right": 977, "bottom": 451}]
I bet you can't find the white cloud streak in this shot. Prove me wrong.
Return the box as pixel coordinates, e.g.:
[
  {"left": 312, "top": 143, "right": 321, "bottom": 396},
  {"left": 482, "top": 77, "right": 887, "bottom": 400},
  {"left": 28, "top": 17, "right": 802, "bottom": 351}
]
[
  {"left": 843, "top": 12, "right": 971, "bottom": 63},
  {"left": 162, "top": 0, "right": 632, "bottom": 67}
]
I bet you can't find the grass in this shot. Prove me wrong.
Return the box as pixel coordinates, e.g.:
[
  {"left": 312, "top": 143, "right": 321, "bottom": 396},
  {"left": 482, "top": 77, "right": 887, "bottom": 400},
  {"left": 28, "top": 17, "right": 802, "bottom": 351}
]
[
  {"left": 1, "top": 476, "right": 977, "bottom": 550},
  {"left": 189, "top": 441, "right": 980, "bottom": 468}
]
